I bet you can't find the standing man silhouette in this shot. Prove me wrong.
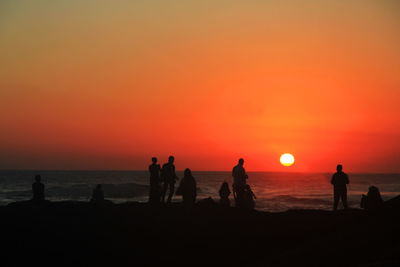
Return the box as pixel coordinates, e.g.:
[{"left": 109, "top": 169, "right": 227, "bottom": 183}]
[
  {"left": 161, "top": 156, "right": 178, "bottom": 204},
  {"left": 148, "top": 157, "right": 161, "bottom": 204},
  {"left": 331, "top": 164, "right": 349, "bottom": 210},
  {"left": 232, "top": 158, "right": 247, "bottom": 207},
  {"left": 32, "top": 174, "right": 45, "bottom": 203}
]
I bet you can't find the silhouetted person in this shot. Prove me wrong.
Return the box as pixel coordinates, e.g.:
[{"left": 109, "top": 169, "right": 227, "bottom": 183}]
[
  {"left": 177, "top": 168, "right": 197, "bottom": 209},
  {"left": 331, "top": 164, "right": 349, "bottom": 210},
  {"left": 32, "top": 174, "right": 45, "bottom": 203},
  {"left": 149, "top": 157, "right": 161, "bottom": 204},
  {"left": 361, "top": 186, "right": 383, "bottom": 211},
  {"left": 219, "top": 182, "right": 231, "bottom": 207},
  {"left": 232, "top": 158, "right": 248, "bottom": 207},
  {"left": 243, "top": 184, "right": 256, "bottom": 209},
  {"left": 91, "top": 184, "right": 104, "bottom": 204},
  {"left": 161, "top": 156, "right": 178, "bottom": 204}
]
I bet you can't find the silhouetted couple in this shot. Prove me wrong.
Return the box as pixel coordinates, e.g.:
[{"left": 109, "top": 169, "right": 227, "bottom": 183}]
[
  {"left": 148, "top": 156, "right": 184, "bottom": 205},
  {"left": 232, "top": 158, "right": 256, "bottom": 209}
]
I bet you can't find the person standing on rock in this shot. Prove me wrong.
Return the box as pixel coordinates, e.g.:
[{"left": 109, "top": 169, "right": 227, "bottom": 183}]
[
  {"left": 232, "top": 158, "right": 248, "bottom": 207},
  {"left": 161, "top": 156, "right": 179, "bottom": 204},
  {"left": 148, "top": 157, "right": 161, "bottom": 204},
  {"left": 32, "top": 174, "right": 45, "bottom": 203},
  {"left": 331, "top": 164, "right": 349, "bottom": 210}
]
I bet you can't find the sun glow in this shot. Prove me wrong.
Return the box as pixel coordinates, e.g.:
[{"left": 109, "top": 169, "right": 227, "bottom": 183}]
[{"left": 280, "top": 153, "right": 295, "bottom": 167}]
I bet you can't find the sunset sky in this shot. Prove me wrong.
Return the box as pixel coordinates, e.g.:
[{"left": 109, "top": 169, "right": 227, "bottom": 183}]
[{"left": 1, "top": 1, "right": 399, "bottom": 172}]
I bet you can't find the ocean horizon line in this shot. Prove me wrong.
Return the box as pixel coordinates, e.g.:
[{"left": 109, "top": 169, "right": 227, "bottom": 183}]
[{"left": 1, "top": 169, "right": 399, "bottom": 175}]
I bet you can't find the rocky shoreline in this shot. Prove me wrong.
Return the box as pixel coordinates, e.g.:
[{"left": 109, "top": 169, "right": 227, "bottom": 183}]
[{"left": 1, "top": 198, "right": 400, "bottom": 266}]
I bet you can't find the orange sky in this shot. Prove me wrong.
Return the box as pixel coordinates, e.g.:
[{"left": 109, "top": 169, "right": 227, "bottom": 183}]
[{"left": 1, "top": 1, "right": 399, "bottom": 172}]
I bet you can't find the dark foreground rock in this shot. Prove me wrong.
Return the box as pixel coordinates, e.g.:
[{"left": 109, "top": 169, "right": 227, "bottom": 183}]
[{"left": 1, "top": 200, "right": 400, "bottom": 267}]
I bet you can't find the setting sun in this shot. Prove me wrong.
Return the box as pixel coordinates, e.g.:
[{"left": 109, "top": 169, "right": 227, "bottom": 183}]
[{"left": 280, "top": 153, "right": 295, "bottom": 167}]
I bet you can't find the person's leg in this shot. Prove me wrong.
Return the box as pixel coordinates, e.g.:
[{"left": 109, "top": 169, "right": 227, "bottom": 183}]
[
  {"left": 156, "top": 184, "right": 162, "bottom": 204},
  {"left": 167, "top": 183, "right": 175, "bottom": 204},
  {"left": 162, "top": 182, "right": 168, "bottom": 203},
  {"left": 149, "top": 182, "right": 155, "bottom": 203},
  {"left": 149, "top": 186, "right": 153, "bottom": 203},
  {"left": 236, "top": 188, "right": 244, "bottom": 208},
  {"left": 342, "top": 190, "right": 348, "bottom": 209},
  {"left": 333, "top": 190, "right": 339, "bottom": 210}
]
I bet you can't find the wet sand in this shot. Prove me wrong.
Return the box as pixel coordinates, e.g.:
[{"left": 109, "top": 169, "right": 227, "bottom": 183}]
[{"left": 1, "top": 199, "right": 400, "bottom": 266}]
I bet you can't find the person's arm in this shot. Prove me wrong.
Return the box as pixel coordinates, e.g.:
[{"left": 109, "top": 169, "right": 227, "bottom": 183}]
[
  {"left": 160, "top": 165, "right": 164, "bottom": 179},
  {"left": 251, "top": 190, "right": 257, "bottom": 199},
  {"left": 157, "top": 165, "right": 161, "bottom": 181},
  {"left": 331, "top": 174, "right": 335, "bottom": 185},
  {"left": 345, "top": 174, "right": 349, "bottom": 184},
  {"left": 173, "top": 165, "right": 178, "bottom": 180}
]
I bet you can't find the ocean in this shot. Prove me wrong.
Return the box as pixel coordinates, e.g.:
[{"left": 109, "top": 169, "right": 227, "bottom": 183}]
[{"left": 1, "top": 170, "right": 399, "bottom": 212}]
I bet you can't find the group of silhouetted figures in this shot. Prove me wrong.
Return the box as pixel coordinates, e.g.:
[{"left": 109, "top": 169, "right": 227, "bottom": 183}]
[
  {"left": 330, "top": 164, "right": 383, "bottom": 211},
  {"left": 148, "top": 157, "right": 256, "bottom": 209},
  {"left": 30, "top": 159, "right": 384, "bottom": 211},
  {"left": 148, "top": 156, "right": 198, "bottom": 209}
]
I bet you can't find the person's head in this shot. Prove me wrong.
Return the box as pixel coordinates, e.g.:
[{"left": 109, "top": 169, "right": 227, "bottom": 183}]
[
  {"left": 238, "top": 158, "right": 244, "bottom": 165},
  {"left": 245, "top": 184, "right": 251, "bottom": 190},
  {"left": 168, "top": 156, "right": 175, "bottom": 164},
  {"left": 184, "top": 168, "right": 192, "bottom": 177},
  {"left": 152, "top": 157, "right": 157, "bottom": 163},
  {"left": 336, "top": 164, "right": 343, "bottom": 172},
  {"left": 368, "top": 186, "right": 380, "bottom": 197},
  {"left": 35, "top": 175, "right": 41, "bottom": 182}
]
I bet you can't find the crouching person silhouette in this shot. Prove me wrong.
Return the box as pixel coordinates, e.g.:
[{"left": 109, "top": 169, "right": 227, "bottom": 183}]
[
  {"left": 243, "top": 184, "right": 256, "bottom": 210},
  {"left": 176, "top": 168, "right": 197, "bottom": 209},
  {"left": 361, "top": 186, "right": 383, "bottom": 211},
  {"left": 219, "top": 182, "right": 231, "bottom": 207}
]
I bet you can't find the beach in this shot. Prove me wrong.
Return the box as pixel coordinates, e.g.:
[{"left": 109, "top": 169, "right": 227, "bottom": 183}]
[{"left": 2, "top": 199, "right": 400, "bottom": 266}]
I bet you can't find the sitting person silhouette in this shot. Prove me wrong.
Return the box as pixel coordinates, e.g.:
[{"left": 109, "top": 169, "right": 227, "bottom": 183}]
[
  {"left": 361, "top": 186, "right": 383, "bottom": 211},
  {"left": 219, "top": 182, "right": 231, "bottom": 207},
  {"left": 91, "top": 184, "right": 104, "bottom": 204},
  {"left": 243, "top": 184, "right": 256, "bottom": 210},
  {"left": 176, "top": 168, "right": 197, "bottom": 209},
  {"left": 32, "top": 174, "right": 45, "bottom": 203}
]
